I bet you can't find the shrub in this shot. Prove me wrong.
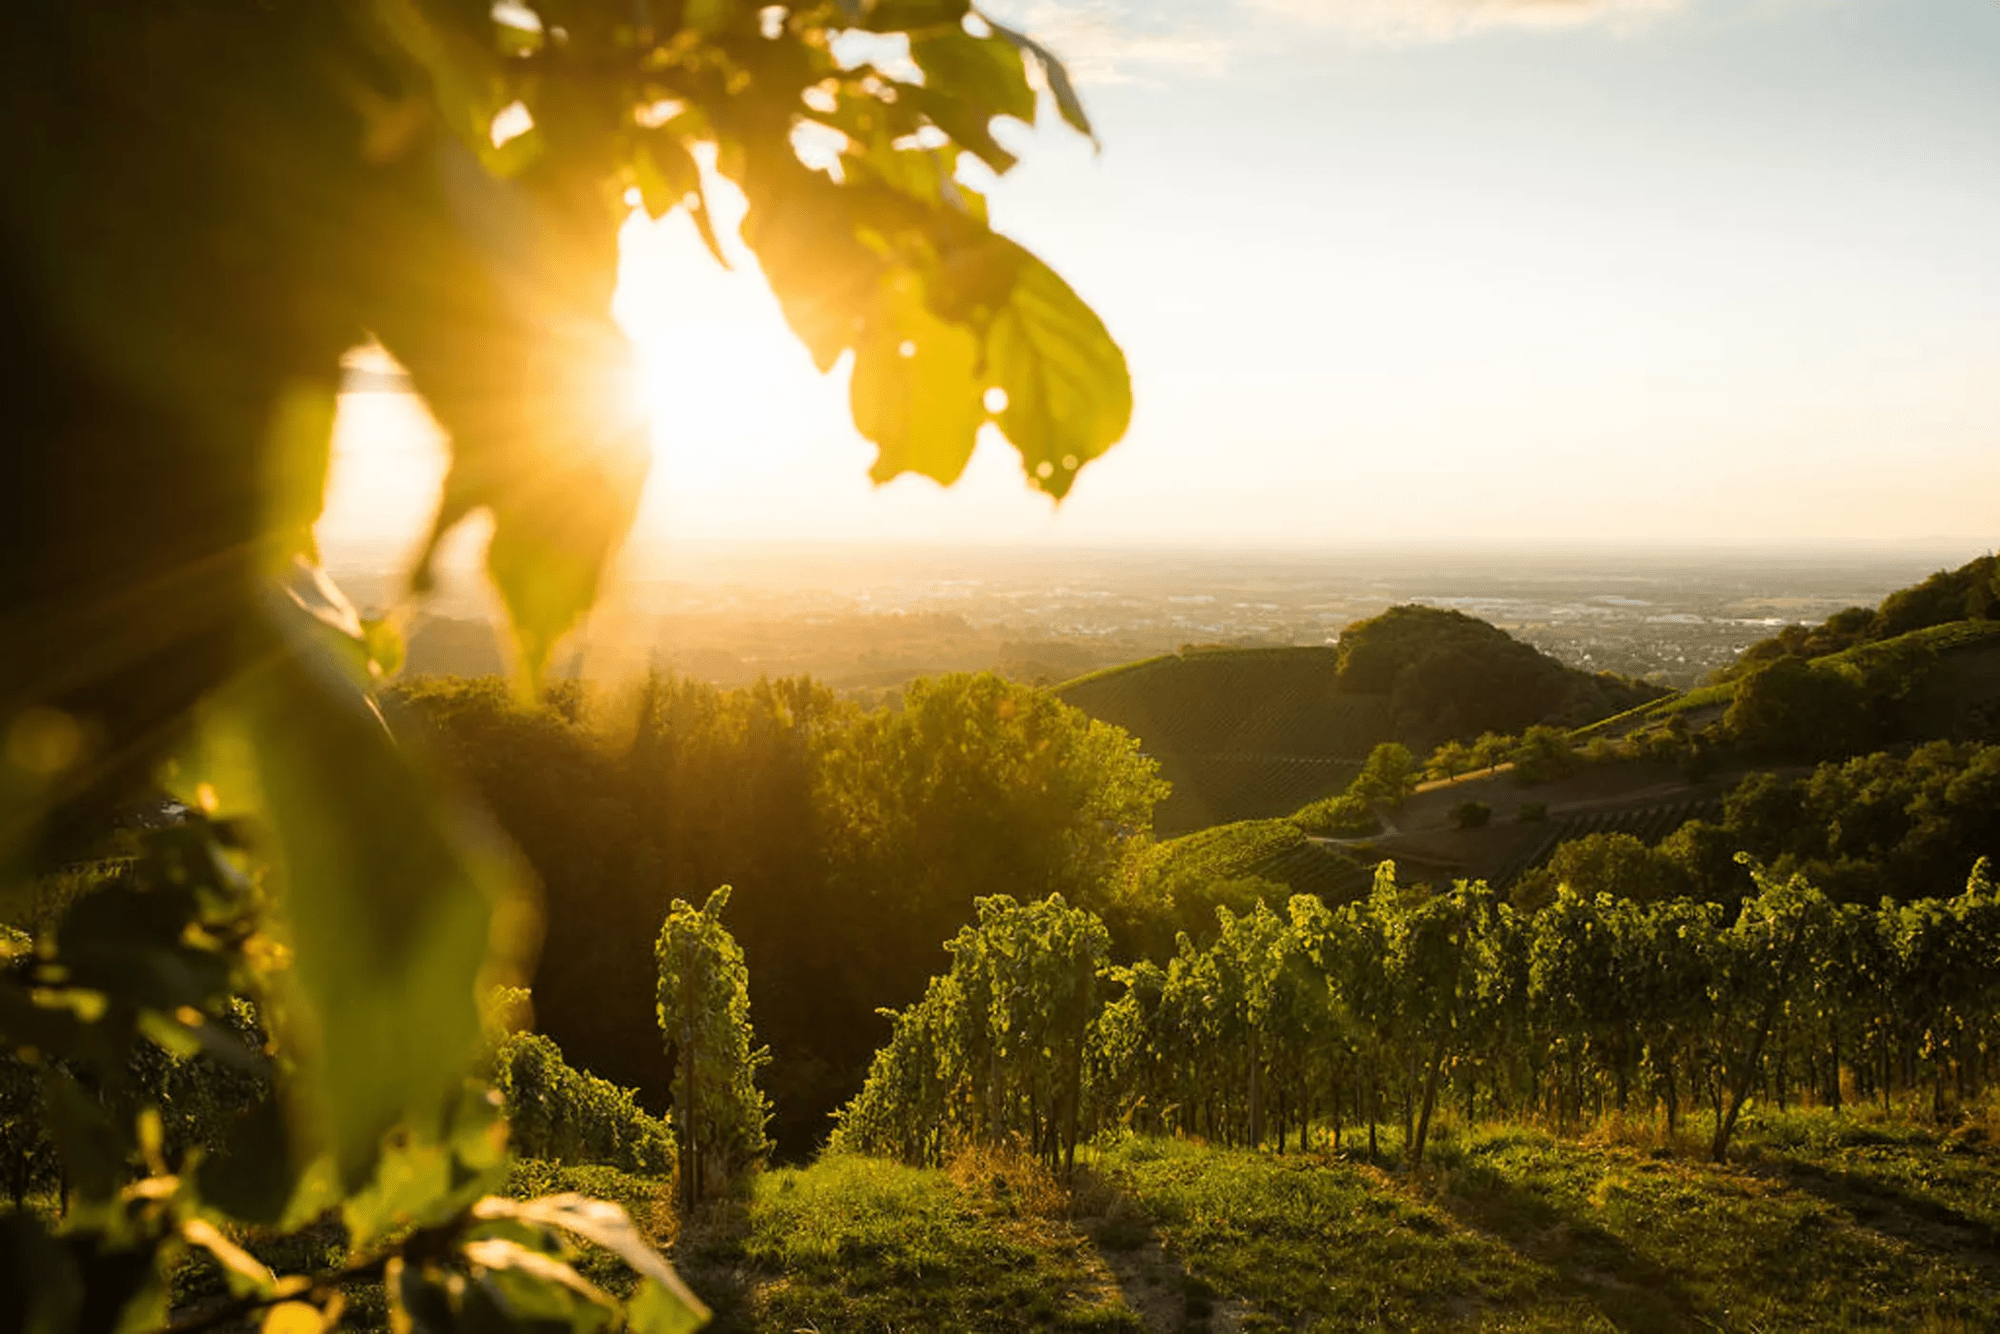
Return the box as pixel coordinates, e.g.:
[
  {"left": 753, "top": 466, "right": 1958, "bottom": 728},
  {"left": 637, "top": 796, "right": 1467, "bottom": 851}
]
[
  {"left": 493, "top": 1033, "right": 674, "bottom": 1176},
  {"left": 657, "top": 886, "right": 771, "bottom": 1208},
  {"left": 1510, "top": 725, "right": 1578, "bottom": 784},
  {"left": 1293, "top": 793, "right": 1381, "bottom": 837}
]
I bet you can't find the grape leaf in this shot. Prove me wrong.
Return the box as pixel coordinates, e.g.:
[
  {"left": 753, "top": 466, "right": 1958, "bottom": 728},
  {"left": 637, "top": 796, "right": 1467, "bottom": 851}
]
[
  {"left": 852, "top": 271, "right": 987, "bottom": 487},
  {"left": 983, "top": 242, "right": 1131, "bottom": 499},
  {"left": 985, "top": 18, "right": 1097, "bottom": 145}
]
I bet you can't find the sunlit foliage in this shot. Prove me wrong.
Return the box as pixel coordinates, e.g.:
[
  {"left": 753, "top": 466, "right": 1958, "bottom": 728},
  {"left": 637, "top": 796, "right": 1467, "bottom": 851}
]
[{"left": 2, "top": 0, "right": 1117, "bottom": 1327}]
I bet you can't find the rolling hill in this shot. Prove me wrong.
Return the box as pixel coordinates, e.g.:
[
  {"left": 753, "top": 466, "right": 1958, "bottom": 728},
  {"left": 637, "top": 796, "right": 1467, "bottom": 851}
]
[
  {"left": 1058, "top": 608, "right": 1664, "bottom": 836},
  {"left": 1331, "top": 609, "right": 2000, "bottom": 893}
]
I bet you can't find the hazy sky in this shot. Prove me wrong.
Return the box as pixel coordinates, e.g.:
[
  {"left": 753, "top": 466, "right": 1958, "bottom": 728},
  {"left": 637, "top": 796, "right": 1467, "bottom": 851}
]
[{"left": 320, "top": 0, "right": 2000, "bottom": 565}]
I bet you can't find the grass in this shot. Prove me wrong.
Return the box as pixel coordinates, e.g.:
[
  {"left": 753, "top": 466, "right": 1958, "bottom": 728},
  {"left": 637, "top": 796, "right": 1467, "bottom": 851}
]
[
  {"left": 1091, "top": 1134, "right": 1584, "bottom": 1331},
  {"left": 1090, "top": 1110, "right": 2000, "bottom": 1331},
  {"left": 679, "top": 1149, "right": 1141, "bottom": 1333},
  {"left": 158, "top": 1105, "right": 2000, "bottom": 1332}
]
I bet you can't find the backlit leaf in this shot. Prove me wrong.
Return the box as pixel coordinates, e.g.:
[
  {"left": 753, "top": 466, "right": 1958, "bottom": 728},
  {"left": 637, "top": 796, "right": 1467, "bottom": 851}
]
[
  {"left": 907, "top": 32, "right": 1035, "bottom": 173},
  {"left": 983, "top": 243, "right": 1131, "bottom": 499},
  {"left": 852, "top": 272, "right": 986, "bottom": 488},
  {"left": 475, "top": 1194, "right": 708, "bottom": 1320},
  {"left": 376, "top": 142, "right": 649, "bottom": 692},
  {"left": 735, "top": 150, "right": 879, "bottom": 372},
  {"left": 635, "top": 136, "right": 728, "bottom": 269},
  {"left": 223, "top": 603, "right": 529, "bottom": 1192}
]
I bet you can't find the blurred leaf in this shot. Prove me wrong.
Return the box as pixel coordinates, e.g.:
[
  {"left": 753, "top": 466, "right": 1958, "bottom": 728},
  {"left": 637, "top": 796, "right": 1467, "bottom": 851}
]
[
  {"left": 261, "top": 1303, "right": 330, "bottom": 1334},
  {"left": 472, "top": 1194, "right": 707, "bottom": 1322},
  {"left": 0, "top": 1213, "right": 83, "bottom": 1334},
  {"left": 683, "top": 0, "right": 739, "bottom": 35},
  {"left": 844, "top": 135, "right": 977, "bottom": 217},
  {"left": 984, "top": 243, "right": 1131, "bottom": 499},
  {"left": 626, "top": 1279, "right": 708, "bottom": 1334},
  {"left": 363, "top": 618, "right": 407, "bottom": 680},
  {"left": 634, "top": 136, "right": 727, "bottom": 268},
  {"left": 736, "top": 151, "right": 877, "bottom": 373},
  {"left": 909, "top": 32, "right": 1033, "bottom": 174},
  {"left": 493, "top": 9, "right": 543, "bottom": 54},
  {"left": 852, "top": 271, "right": 986, "bottom": 488},
  {"left": 194, "top": 1097, "right": 310, "bottom": 1228},
  {"left": 986, "top": 19, "right": 1096, "bottom": 144},
  {"left": 388, "top": 1258, "right": 458, "bottom": 1334},
  {"left": 223, "top": 603, "right": 527, "bottom": 1192},
  {"left": 41, "top": 1070, "right": 128, "bottom": 1201},
  {"left": 347, "top": 1084, "right": 508, "bottom": 1243},
  {"left": 262, "top": 379, "right": 339, "bottom": 570},
  {"left": 343, "top": 1134, "right": 453, "bottom": 1246},
  {"left": 462, "top": 1239, "right": 612, "bottom": 1307},
  {"left": 376, "top": 142, "right": 649, "bottom": 691},
  {"left": 53, "top": 1223, "right": 169, "bottom": 1334},
  {"left": 858, "top": 0, "right": 971, "bottom": 31},
  {"left": 182, "top": 1218, "right": 277, "bottom": 1298}
]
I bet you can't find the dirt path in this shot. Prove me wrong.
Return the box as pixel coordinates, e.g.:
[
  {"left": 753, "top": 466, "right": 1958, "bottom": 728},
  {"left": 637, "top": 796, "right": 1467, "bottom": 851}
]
[{"left": 1069, "top": 1173, "right": 1255, "bottom": 1334}]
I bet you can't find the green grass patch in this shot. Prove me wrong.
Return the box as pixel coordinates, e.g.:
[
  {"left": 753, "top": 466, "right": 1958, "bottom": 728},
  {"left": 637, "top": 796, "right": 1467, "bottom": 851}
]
[
  {"left": 1093, "top": 1135, "right": 1583, "bottom": 1330},
  {"left": 682, "top": 1153, "right": 1140, "bottom": 1333},
  {"left": 1093, "top": 1114, "right": 2000, "bottom": 1331}
]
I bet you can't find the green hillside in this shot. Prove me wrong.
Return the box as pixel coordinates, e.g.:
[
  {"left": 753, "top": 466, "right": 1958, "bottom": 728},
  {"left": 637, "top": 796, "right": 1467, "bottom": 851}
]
[
  {"left": 1580, "top": 553, "right": 2000, "bottom": 745},
  {"left": 1059, "top": 610, "right": 1662, "bottom": 835},
  {"left": 1717, "top": 551, "right": 2000, "bottom": 681},
  {"left": 1577, "top": 616, "right": 2000, "bottom": 747}
]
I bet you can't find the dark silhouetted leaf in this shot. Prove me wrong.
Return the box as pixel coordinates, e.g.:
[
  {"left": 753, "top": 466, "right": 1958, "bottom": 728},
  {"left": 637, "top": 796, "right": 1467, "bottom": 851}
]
[{"left": 987, "top": 20, "right": 1097, "bottom": 145}]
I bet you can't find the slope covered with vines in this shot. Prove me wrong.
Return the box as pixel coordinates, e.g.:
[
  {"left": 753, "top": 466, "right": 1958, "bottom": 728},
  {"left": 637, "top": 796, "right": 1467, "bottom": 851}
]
[{"left": 837, "top": 863, "right": 2000, "bottom": 1168}]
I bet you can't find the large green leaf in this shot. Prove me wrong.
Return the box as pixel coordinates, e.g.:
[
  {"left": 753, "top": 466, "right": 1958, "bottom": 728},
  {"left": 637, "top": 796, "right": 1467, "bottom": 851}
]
[
  {"left": 851, "top": 271, "right": 987, "bottom": 487},
  {"left": 216, "top": 602, "right": 529, "bottom": 1191},
  {"left": 983, "top": 243, "right": 1131, "bottom": 499},
  {"left": 471, "top": 1194, "right": 710, "bottom": 1332},
  {"left": 908, "top": 31, "right": 1035, "bottom": 174}
]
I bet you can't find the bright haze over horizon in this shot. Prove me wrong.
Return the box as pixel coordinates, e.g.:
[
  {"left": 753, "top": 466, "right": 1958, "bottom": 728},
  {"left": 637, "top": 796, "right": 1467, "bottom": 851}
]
[{"left": 319, "top": 0, "right": 1999, "bottom": 573}]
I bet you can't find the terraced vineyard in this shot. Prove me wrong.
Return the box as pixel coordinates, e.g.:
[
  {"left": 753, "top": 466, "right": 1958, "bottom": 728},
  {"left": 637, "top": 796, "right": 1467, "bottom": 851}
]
[
  {"left": 1058, "top": 648, "right": 1395, "bottom": 834},
  {"left": 1578, "top": 618, "right": 2000, "bottom": 742},
  {"left": 1496, "top": 796, "right": 1726, "bottom": 887},
  {"left": 1144, "top": 818, "right": 1375, "bottom": 901}
]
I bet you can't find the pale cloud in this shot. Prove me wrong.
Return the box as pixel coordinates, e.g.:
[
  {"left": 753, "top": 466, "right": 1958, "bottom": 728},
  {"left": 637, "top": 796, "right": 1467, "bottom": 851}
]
[
  {"left": 982, "top": 2, "right": 1232, "bottom": 84},
  {"left": 982, "top": 0, "right": 1679, "bottom": 83},
  {"left": 1251, "top": 0, "right": 1683, "bottom": 42}
]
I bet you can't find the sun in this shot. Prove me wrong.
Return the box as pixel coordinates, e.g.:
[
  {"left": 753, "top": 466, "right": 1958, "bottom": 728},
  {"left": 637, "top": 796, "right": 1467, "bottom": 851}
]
[{"left": 612, "top": 202, "right": 865, "bottom": 543}]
